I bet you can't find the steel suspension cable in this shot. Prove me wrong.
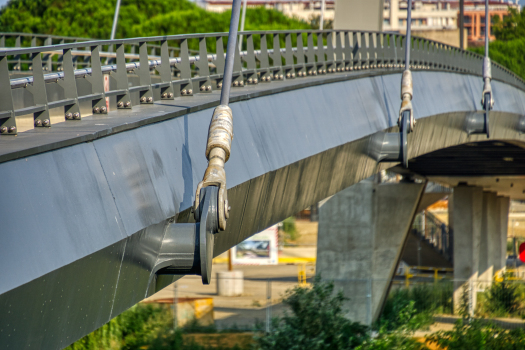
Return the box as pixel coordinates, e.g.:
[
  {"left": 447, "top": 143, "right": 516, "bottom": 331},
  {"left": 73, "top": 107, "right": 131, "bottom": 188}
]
[
  {"left": 405, "top": 0, "right": 413, "bottom": 71},
  {"left": 194, "top": 0, "right": 242, "bottom": 231},
  {"left": 220, "top": 0, "right": 243, "bottom": 106}
]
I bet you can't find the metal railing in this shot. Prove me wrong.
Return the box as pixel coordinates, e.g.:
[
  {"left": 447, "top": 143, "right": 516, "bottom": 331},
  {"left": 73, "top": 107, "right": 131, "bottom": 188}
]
[
  {"left": 0, "top": 30, "right": 524, "bottom": 135},
  {"left": 413, "top": 210, "right": 453, "bottom": 261},
  {"left": 0, "top": 32, "right": 194, "bottom": 72}
]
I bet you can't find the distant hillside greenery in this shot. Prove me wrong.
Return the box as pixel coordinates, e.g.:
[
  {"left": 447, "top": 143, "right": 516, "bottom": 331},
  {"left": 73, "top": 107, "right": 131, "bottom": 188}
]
[
  {"left": 0, "top": 0, "right": 311, "bottom": 39},
  {"left": 469, "top": 8, "right": 525, "bottom": 80}
]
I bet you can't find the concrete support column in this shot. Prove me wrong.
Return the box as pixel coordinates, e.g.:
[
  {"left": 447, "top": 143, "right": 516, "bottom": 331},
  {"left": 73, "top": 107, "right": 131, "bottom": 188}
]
[
  {"left": 479, "top": 192, "right": 498, "bottom": 283},
  {"left": 495, "top": 196, "right": 510, "bottom": 272},
  {"left": 316, "top": 179, "right": 425, "bottom": 325},
  {"left": 453, "top": 185, "right": 483, "bottom": 315}
]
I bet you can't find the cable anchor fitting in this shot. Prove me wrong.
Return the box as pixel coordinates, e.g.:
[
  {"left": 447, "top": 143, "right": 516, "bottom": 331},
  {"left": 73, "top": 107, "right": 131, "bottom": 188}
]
[{"left": 194, "top": 105, "right": 233, "bottom": 231}]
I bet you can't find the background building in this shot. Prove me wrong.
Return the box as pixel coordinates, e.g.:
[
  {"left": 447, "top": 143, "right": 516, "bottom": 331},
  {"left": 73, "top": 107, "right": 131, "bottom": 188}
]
[
  {"left": 463, "top": 0, "right": 520, "bottom": 44},
  {"left": 198, "top": 0, "right": 335, "bottom": 23}
]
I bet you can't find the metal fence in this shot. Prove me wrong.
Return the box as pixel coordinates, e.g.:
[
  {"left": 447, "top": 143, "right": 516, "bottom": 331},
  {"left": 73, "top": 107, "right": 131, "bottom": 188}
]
[
  {"left": 1, "top": 29, "right": 524, "bottom": 135},
  {"left": 154, "top": 271, "right": 525, "bottom": 332}
]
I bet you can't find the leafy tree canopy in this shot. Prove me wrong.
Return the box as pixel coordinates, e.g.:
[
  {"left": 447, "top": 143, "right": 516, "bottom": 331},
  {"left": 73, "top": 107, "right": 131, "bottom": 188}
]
[
  {"left": 491, "top": 8, "right": 525, "bottom": 41},
  {"left": 0, "top": 0, "right": 310, "bottom": 39}
]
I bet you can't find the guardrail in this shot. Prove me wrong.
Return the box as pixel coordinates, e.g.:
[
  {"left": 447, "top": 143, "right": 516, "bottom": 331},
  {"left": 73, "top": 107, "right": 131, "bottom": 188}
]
[{"left": 0, "top": 30, "right": 524, "bottom": 135}]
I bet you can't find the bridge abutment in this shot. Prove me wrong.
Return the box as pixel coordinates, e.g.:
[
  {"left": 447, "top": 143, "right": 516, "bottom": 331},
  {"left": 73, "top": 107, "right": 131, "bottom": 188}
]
[{"left": 316, "top": 179, "right": 425, "bottom": 325}]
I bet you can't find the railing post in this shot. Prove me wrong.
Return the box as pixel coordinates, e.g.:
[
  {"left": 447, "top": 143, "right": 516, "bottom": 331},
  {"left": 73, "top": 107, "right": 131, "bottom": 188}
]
[
  {"left": 58, "top": 48, "right": 81, "bottom": 120},
  {"left": 179, "top": 38, "right": 194, "bottom": 95},
  {"left": 295, "top": 32, "right": 307, "bottom": 77},
  {"left": 244, "top": 34, "right": 258, "bottom": 84},
  {"left": 325, "top": 31, "right": 336, "bottom": 73},
  {"left": 352, "top": 32, "right": 361, "bottom": 69},
  {"left": 271, "top": 33, "right": 283, "bottom": 80},
  {"left": 28, "top": 52, "right": 50, "bottom": 127},
  {"left": 196, "top": 36, "right": 214, "bottom": 92},
  {"left": 111, "top": 43, "right": 132, "bottom": 108},
  {"left": 214, "top": 36, "right": 226, "bottom": 89},
  {"left": 343, "top": 31, "right": 352, "bottom": 71},
  {"left": 258, "top": 34, "right": 272, "bottom": 82},
  {"left": 232, "top": 35, "right": 244, "bottom": 86},
  {"left": 375, "top": 33, "right": 384, "bottom": 68},
  {"left": 0, "top": 55, "right": 17, "bottom": 135},
  {"left": 138, "top": 41, "right": 154, "bottom": 104},
  {"left": 334, "top": 31, "right": 344, "bottom": 72},
  {"left": 368, "top": 32, "right": 376, "bottom": 68},
  {"left": 87, "top": 45, "right": 107, "bottom": 114},
  {"left": 316, "top": 31, "right": 326, "bottom": 74},
  {"left": 158, "top": 39, "right": 176, "bottom": 99},
  {"left": 284, "top": 32, "right": 295, "bottom": 79},
  {"left": 306, "top": 32, "right": 317, "bottom": 76}
]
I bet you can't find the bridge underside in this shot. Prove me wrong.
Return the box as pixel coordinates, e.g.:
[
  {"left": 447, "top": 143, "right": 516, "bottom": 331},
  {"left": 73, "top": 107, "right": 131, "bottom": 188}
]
[{"left": 1, "top": 70, "right": 525, "bottom": 349}]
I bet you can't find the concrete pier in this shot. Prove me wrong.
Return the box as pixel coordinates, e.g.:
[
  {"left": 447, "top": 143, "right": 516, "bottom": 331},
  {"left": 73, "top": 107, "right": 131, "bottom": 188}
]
[
  {"left": 479, "top": 192, "right": 498, "bottom": 283},
  {"left": 316, "top": 179, "right": 425, "bottom": 325},
  {"left": 496, "top": 196, "right": 510, "bottom": 272},
  {"left": 452, "top": 185, "right": 483, "bottom": 314}
]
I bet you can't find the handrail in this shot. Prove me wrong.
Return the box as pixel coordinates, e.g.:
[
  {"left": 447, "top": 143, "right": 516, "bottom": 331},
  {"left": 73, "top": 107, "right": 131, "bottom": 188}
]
[{"left": 0, "top": 29, "right": 523, "bottom": 136}]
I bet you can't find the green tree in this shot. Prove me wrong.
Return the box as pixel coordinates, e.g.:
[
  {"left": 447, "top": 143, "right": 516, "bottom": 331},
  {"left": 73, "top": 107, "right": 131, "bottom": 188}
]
[
  {"left": 0, "top": 0, "right": 310, "bottom": 39},
  {"left": 491, "top": 8, "right": 525, "bottom": 41}
]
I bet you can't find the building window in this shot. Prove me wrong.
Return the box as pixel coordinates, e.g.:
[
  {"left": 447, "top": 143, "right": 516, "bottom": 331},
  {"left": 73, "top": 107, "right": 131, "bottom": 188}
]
[
  {"left": 399, "top": 19, "right": 404, "bottom": 27},
  {"left": 463, "top": 16, "right": 471, "bottom": 24},
  {"left": 467, "top": 27, "right": 472, "bottom": 36},
  {"left": 383, "top": 19, "right": 390, "bottom": 26},
  {"left": 480, "top": 16, "right": 486, "bottom": 24}
]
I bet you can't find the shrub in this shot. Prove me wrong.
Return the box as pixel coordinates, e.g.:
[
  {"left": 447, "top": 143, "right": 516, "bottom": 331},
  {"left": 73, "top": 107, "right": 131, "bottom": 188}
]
[
  {"left": 281, "top": 216, "right": 300, "bottom": 242},
  {"left": 379, "top": 282, "right": 452, "bottom": 331},
  {"left": 476, "top": 276, "right": 525, "bottom": 318},
  {"left": 255, "top": 276, "right": 369, "bottom": 350},
  {"left": 427, "top": 320, "right": 525, "bottom": 350}
]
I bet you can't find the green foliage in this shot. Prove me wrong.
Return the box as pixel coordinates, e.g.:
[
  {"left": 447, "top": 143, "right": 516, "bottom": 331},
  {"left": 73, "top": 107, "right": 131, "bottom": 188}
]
[
  {"left": 355, "top": 330, "right": 428, "bottom": 350},
  {"left": 0, "top": 0, "right": 310, "bottom": 39},
  {"left": 468, "top": 8, "right": 525, "bottom": 80},
  {"left": 477, "top": 276, "right": 525, "bottom": 318},
  {"left": 491, "top": 8, "right": 525, "bottom": 41},
  {"left": 281, "top": 216, "right": 300, "bottom": 242},
  {"left": 426, "top": 320, "right": 525, "bottom": 350},
  {"left": 308, "top": 14, "right": 333, "bottom": 30},
  {"left": 65, "top": 303, "right": 251, "bottom": 350},
  {"left": 469, "top": 37, "right": 525, "bottom": 81},
  {"left": 379, "top": 283, "right": 452, "bottom": 331},
  {"left": 64, "top": 303, "right": 174, "bottom": 350},
  {"left": 255, "top": 276, "right": 369, "bottom": 350}
]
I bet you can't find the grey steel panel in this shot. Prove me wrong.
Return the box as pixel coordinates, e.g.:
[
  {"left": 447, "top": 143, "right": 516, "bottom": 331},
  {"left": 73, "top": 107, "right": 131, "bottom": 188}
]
[
  {"left": 1, "top": 71, "right": 525, "bottom": 349},
  {"left": 0, "top": 143, "right": 124, "bottom": 296},
  {"left": 0, "top": 239, "right": 127, "bottom": 349},
  {"left": 109, "top": 221, "right": 168, "bottom": 318}
]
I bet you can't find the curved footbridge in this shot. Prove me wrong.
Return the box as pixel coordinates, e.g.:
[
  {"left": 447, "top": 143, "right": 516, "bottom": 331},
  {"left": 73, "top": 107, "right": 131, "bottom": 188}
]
[{"left": 1, "top": 30, "right": 525, "bottom": 349}]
